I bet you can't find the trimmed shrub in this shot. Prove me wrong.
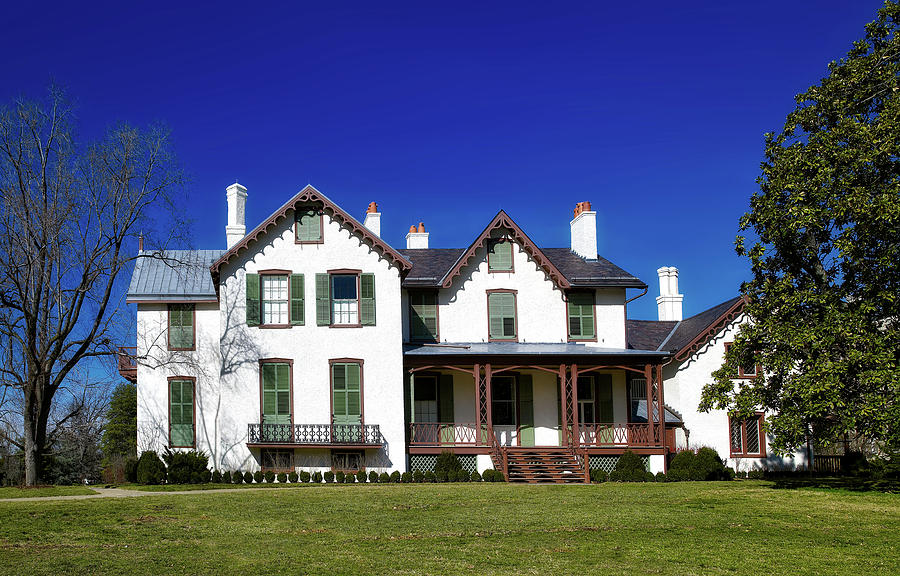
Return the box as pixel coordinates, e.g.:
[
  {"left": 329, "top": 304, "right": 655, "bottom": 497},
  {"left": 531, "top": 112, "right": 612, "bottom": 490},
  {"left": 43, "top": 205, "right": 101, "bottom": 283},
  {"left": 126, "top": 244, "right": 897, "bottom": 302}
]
[
  {"left": 435, "top": 470, "right": 448, "bottom": 483},
  {"left": 163, "top": 450, "right": 210, "bottom": 484},
  {"left": 136, "top": 451, "right": 166, "bottom": 485},
  {"left": 211, "top": 470, "right": 222, "bottom": 483},
  {"left": 289, "top": 471, "right": 299, "bottom": 483},
  {"left": 724, "top": 467, "right": 736, "bottom": 481},
  {"left": 401, "top": 471, "right": 412, "bottom": 483},
  {"left": 369, "top": 470, "right": 379, "bottom": 483},
  {"left": 356, "top": 470, "right": 367, "bottom": 483},
  {"left": 610, "top": 450, "right": 648, "bottom": 482},
  {"left": 232, "top": 470, "right": 243, "bottom": 484},
  {"left": 390, "top": 471, "right": 401, "bottom": 483},
  {"left": 456, "top": 469, "right": 469, "bottom": 482},
  {"left": 590, "top": 469, "right": 608, "bottom": 483},
  {"left": 222, "top": 471, "right": 232, "bottom": 484},
  {"left": 655, "top": 472, "right": 668, "bottom": 482},
  {"left": 694, "top": 447, "right": 728, "bottom": 480},
  {"left": 324, "top": 471, "right": 334, "bottom": 483},
  {"left": 424, "top": 471, "right": 436, "bottom": 483},
  {"left": 413, "top": 470, "right": 425, "bottom": 483},
  {"left": 277, "top": 472, "right": 287, "bottom": 483},
  {"left": 253, "top": 470, "right": 262, "bottom": 484},
  {"left": 481, "top": 469, "right": 494, "bottom": 482},
  {"left": 264, "top": 470, "right": 275, "bottom": 483},
  {"left": 345, "top": 473, "right": 356, "bottom": 483},
  {"left": 379, "top": 472, "right": 390, "bottom": 483},
  {"left": 667, "top": 449, "right": 695, "bottom": 481},
  {"left": 335, "top": 471, "right": 345, "bottom": 483},
  {"left": 313, "top": 471, "right": 323, "bottom": 483},
  {"left": 124, "top": 458, "right": 139, "bottom": 483},
  {"left": 434, "top": 451, "right": 463, "bottom": 478},
  {"left": 747, "top": 469, "right": 765, "bottom": 480},
  {"left": 470, "top": 470, "right": 482, "bottom": 482},
  {"left": 299, "top": 471, "right": 310, "bottom": 483},
  {"left": 242, "top": 471, "right": 252, "bottom": 484}
]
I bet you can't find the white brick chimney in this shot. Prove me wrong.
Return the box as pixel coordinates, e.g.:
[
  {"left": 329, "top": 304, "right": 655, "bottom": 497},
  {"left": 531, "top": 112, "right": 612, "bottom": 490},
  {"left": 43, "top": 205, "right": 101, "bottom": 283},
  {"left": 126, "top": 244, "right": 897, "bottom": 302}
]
[
  {"left": 406, "top": 222, "right": 429, "bottom": 249},
  {"left": 225, "top": 182, "right": 248, "bottom": 249},
  {"left": 570, "top": 201, "right": 597, "bottom": 260},
  {"left": 656, "top": 266, "right": 684, "bottom": 321},
  {"left": 363, "top": 202, "right": 381, "bottom": 237}
]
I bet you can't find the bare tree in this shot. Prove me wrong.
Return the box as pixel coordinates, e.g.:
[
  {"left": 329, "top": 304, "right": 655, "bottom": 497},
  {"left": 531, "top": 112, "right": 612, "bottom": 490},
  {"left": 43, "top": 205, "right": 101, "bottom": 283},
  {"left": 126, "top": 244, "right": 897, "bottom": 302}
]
[{"left": 0, "top": 87, "right": 187, "bottom": 484}]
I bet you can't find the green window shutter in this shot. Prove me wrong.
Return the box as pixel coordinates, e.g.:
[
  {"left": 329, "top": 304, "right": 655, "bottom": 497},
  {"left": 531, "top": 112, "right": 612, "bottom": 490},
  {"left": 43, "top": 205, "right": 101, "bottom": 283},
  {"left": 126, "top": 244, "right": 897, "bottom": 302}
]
[
  {"left": 489, "top": 240, "right": 513, "bottom": 271},
  {"left": 488, "top": 292, "right": 515, "bottom": 339},
  {"left": 597, "top": 374, "right": 613, "bottom": 423},
  {"left": 567, "top": 293, "right": 595, "bottom": 339},
  {"left": 170, "top": 380, "right": 194, "bottom": 447},
  {"left": 168, "top": 304, "right": 193, "bottom": 348},
  {"left": 332, "top": 363, "right": 361, "bottom": 425},
  {"left": 518, "top": 374, "right": 534, "bottom": 447},
  {"left": 290, "top": 274, "right": 305, "bottom": 325},
  {"left": 246, "top": 273, "right": 260, "bottom": 327},
  {"left": 360, "top": 273, "right": 376, "bottom": 326},
  {"left": 296, "top": 209, "right": 322, "bottom": 242},
  {"left": 316, "top": 273, "right": 331, "bottom": 326},
  {"left": 438, "top": 374, "right": 454, "bottom": 423},
  {"left": 262, "top": 363, "right": 291, "bottom": 425},
  {"left": 410, "top": 292, "right": 438, "bottom": 341}
]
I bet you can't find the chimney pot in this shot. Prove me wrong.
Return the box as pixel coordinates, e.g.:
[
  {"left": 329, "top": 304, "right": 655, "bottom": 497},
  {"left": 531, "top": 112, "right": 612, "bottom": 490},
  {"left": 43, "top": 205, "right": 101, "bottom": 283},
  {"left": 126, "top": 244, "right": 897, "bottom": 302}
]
[
  {"left": 409, "top": 225, "right": 417, "bottom": 233},
  {"left": 406, "top": 222, "right": 429, "bottom": 249},
  {"left": 363, "top": 202, "right": 381, "bottom": 237},
  {"left": 367, "top": 202, "right": 378, "bottom": 213},
  {"left": 418, "top": 222, "right": 425, "bottom": 233}
]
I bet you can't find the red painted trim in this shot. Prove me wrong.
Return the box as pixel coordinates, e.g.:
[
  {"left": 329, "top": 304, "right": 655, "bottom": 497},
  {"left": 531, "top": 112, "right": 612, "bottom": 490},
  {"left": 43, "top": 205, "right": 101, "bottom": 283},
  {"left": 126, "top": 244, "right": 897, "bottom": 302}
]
[
  {"left": 259, "top": 358, "right": 294, "bottom": 427},
  {"left": 258, "top": 269, "right": 292, "bottom": 275},
  {"left": 210, "top": 185, "right": 412, "bottom": 282},
  {"left": 674, "top": 296, "right": 747, "bottom": 362},
  {"left": 724, "top": 342, "right": 762, "bottom": 379},
  {"left": 329, "top": 358, "right": 365, "bottom": 426},
  {"left": 167, "top": 375, "right": 196, "bottom": 449},
  {"left": 486, "top": 289, "right": 518, "bottom": 342},
  {"left": 565, "top": 290, "right": 598, "bottom": 343},
  {"left": 294, "top": 208, "right": 325, "bottom": 245},
  {"left": 728, "top": 412, "right": 766, "bottom": 458},
  {"left": 167, "top": 304, "right": 196, "bottom": 351},
  {"left": 408, "top": 446, "right": 492, "bottom": 455},
  {"left": 327, "top": 268, "right": 362, "bottom": 274},
  {"left": 441, "top": 210, "right": 571, "bottom": 289}
]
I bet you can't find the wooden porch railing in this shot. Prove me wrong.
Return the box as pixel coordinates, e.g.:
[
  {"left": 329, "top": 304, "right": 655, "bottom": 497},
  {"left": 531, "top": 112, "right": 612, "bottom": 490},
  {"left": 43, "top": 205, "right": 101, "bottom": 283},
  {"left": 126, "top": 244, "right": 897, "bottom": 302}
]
[
  {"left": 812, "top": 455, "right": 844, "bottom": 474},
  {"left": 408, "top": 422, "right": 482, "bottom": 445},
  {"left": 575, "top": 423, "right": 653, "bottom": 447}
]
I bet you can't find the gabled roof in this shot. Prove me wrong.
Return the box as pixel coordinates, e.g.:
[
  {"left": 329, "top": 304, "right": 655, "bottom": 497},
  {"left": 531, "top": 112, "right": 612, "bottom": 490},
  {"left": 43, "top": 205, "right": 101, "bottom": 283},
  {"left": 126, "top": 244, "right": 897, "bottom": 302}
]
[
  {"left": 398, "top": 248, "right": 466, "bottom": 287},
  {"left": 541, "top": 249, "right": 645, "bottom": 288},
  {"left": 209, "top": 185, "right": 412, "bottom": 278},
  {"left": 625, "top": 296, "right": 746, "bottom": 361},
  {"left": 127, "top": 250, "right": 224, "bottom": 303},
  {"left": 438, "top": 210, "right": 572, "bottom": 289}
]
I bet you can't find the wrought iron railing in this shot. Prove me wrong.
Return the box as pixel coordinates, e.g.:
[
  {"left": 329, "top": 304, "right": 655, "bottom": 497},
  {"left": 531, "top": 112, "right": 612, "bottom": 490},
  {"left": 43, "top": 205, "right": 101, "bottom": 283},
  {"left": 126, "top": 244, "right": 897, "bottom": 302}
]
[
  {"left": 248, "top": 423, "right": 382, "bottom": 445},
  {"left": 575, "top": 423, "right": 653, "bottom": 446}
]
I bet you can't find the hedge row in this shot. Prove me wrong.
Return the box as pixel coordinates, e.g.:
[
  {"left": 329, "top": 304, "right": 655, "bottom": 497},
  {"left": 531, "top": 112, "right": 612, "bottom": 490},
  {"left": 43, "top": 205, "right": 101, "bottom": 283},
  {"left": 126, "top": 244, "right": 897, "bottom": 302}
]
[{"left": 588, "top": 448, "right": 735, "bottom": 483}]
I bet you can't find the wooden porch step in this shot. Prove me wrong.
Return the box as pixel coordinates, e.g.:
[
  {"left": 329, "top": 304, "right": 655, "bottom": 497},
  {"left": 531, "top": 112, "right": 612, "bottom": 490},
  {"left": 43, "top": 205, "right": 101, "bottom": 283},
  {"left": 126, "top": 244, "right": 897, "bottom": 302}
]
[{"left": 503, "top": 447, "right": 587, "bottom": 484}]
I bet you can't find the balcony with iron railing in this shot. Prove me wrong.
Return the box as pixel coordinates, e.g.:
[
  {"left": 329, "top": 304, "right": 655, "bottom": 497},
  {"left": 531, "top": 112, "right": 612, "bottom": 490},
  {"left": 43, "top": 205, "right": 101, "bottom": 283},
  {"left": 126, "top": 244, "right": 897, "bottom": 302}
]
[{"left": 247, "top": 423, "right": 382, "bottom": 448}]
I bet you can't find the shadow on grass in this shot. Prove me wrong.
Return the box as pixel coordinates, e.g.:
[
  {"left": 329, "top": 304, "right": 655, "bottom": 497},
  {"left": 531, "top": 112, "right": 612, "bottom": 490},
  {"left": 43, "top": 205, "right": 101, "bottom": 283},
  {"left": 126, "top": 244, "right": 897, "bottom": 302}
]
[{"left": 768, "top": 475, "right": 899, "bottom": 493}]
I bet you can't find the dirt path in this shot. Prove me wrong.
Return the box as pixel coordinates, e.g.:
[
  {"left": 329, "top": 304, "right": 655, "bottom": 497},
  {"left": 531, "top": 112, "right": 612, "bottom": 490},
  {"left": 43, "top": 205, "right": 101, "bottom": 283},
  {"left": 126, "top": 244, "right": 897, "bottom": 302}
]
[{"left": 0, "top": 486, "right": 289, "bottom": 503}]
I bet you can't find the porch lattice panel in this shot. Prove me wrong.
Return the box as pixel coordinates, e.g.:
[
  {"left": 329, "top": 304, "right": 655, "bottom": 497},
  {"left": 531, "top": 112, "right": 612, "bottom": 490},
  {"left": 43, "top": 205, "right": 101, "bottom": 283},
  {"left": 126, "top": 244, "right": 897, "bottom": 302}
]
[
  {"left": 409, "top": 455, "right": 476, "bottom": 474},
  {"left": 588, "top": 455, "right": 650, "bottom": 473}
]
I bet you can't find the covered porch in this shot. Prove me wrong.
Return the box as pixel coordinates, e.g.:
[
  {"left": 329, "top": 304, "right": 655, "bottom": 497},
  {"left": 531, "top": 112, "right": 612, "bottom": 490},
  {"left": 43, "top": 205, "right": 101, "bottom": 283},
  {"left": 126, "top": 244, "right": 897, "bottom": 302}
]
[{"left": 404, "top": 343, "right": 674, "bottom": 481}]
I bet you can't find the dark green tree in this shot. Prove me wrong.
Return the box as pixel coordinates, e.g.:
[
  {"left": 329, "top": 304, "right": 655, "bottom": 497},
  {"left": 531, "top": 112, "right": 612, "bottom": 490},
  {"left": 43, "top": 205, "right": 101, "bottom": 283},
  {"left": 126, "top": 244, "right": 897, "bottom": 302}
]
[
  {"left": 101, "top": 382, "right": 137, "bottom": 460},
  {"left": 701, "top": 2, "right": 900, "bottom": 453}
]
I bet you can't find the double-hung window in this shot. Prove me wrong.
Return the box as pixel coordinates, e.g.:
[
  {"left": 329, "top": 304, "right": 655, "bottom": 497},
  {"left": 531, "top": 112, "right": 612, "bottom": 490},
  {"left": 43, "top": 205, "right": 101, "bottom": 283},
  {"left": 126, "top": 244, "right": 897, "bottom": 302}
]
[
  {"left": 261, "top": 275, "right": 289, "bottom": 326},
  {"left": 169, "top": 377, "right": 195, "bottom": 448},
  {"left": 567, "top": 292, "right": 595, "bottom": 341},
  {"left": 488, "top": 239, "right": 513, "bottom": 272},
  {"left": 730, "top": 413, "right": 765, "bottom": 457},
  {"left": 409, "top": 291, "right": 438, "bottom": 341},
  {"left": 295, "top": 208, "right": 323, "bottom": 243},
  {"left": 487, "top": 290, "right": 517, "bottom": 341},
  {"left": 168, "top": 304, "right": 195, "bottom": 350},
  {"left": 315, "top": 272, "right": 376, "bottom": 327}
]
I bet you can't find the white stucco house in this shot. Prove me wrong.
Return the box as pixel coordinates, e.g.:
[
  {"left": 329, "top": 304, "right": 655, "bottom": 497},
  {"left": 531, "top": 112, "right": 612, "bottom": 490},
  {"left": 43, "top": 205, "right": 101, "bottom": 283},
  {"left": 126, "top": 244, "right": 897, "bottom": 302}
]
[{"left": 120, "top": 184, "right": 806, "bottom": 481}]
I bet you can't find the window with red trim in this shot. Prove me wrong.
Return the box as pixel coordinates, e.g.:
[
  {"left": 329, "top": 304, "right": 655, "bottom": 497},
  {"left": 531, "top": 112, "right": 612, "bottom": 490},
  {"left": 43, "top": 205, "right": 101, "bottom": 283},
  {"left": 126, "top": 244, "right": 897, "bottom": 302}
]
[{"left": 729, "top": 413, "right": 765, "bottom": 457}]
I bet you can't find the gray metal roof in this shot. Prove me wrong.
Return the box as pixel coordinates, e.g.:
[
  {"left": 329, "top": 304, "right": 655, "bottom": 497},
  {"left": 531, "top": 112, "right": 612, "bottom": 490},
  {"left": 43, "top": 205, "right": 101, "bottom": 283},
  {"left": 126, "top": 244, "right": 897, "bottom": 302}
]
[
  {"left": 632, "top": 400, "right": 684, "bottom": 425},
  {"left": 127, "top": 250, "right": 224, "bottom": 302},
  {"left": 404, "top": 342, "right": 670, "bottom": 357}
]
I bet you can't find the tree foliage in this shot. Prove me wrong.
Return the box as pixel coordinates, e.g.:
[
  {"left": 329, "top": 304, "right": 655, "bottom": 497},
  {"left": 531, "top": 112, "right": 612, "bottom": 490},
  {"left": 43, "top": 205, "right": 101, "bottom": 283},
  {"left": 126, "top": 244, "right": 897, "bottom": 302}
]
[
  {"left": 701, "top": 2, "right": 900, "bottom": 453},
  {"left": 101, "top": 382, "right": 136, "bottom": 460}
]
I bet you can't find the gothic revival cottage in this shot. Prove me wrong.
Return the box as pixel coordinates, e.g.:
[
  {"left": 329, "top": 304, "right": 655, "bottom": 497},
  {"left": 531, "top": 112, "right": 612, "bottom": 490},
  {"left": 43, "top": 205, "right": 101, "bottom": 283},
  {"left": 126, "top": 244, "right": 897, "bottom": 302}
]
[{"left": 120, "top": 184, "right": 806, "bottom": 481}]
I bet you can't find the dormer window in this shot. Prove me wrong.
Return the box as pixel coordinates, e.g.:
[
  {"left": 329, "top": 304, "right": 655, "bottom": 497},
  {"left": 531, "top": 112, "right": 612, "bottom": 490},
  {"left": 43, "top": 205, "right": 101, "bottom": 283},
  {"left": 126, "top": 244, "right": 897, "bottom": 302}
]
[
  {"left": 295, "top": 208, "right": 323, "bottom": 243},
  {"left": 488, "top": 239, "right": 513, "bottom": 272}
]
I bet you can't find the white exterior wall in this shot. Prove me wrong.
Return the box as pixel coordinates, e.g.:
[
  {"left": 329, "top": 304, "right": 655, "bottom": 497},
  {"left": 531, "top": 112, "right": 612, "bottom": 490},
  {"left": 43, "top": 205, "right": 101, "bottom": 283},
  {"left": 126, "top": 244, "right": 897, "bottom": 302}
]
[
  {"left": 137, "top": 209, "right": 406, "bottom": 473},
  {"left": 406, "top": 240, "right": 626, "bottom": 347},
  {"left": 664, "top": 314, "right": 808, "bottom": 472}
]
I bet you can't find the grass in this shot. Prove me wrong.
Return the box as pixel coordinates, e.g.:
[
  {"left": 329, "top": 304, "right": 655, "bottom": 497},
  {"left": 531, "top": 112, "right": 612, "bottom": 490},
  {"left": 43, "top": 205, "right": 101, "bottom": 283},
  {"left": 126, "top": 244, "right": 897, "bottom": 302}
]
[
  {"left": 117, "top": 482, "right": 307, "bottom": 492},
  {"left": 0, "top": 481, "right": 898, "bottom": 575},
  {"left": 0, "top": 485, "right": 97, "bottom": 499}
]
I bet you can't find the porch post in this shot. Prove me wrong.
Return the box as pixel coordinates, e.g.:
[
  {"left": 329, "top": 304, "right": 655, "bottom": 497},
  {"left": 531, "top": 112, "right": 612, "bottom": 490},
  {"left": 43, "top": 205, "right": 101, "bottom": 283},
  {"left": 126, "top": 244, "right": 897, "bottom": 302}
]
[
  {"left": 644, "top": 364, "right": 655, "bottom": 446},
  {"left": 484, "top": 363, "right": 493, "bottom": 432},
  {"left": 656, "top": 363, "right": 666, "bottom": 450},
  {"left": 409, "top": 372, "right": 415, "bottom": 443},
  {"left": 559, "top": 364, "right": 568, "bottom": 446},
  {"left": 474, "top": 363, "right": 482, "bottom": 445},
  {"left": 570, "top": 363, "right": 580, "bottom": 448}
]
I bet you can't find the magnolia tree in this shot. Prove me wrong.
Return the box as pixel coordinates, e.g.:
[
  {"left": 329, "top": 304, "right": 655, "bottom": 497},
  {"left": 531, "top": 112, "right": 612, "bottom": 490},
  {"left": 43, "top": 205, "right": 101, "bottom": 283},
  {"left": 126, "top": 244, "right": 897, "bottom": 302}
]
[
  {"left": 0, "top": 88, "right": 188, "bottom": 484},
  {"left": 701, "top": 2, "right": 900, "bottom": 454}
]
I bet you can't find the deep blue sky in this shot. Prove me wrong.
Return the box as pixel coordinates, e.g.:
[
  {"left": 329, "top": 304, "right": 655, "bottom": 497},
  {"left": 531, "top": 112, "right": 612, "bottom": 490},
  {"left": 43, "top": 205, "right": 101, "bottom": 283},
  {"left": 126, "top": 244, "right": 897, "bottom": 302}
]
[{"left": 2, "top": 1, "right": 885, "bottom": 321}]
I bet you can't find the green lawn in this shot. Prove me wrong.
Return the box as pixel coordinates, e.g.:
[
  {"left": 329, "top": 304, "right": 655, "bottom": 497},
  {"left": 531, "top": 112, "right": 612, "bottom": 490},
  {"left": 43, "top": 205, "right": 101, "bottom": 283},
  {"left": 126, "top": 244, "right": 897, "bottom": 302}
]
[
  {"left": 0, "top": 485, "right": 97, "bottom": 499},
  {"left": 0, "top": 481, "right": 897, "bottom": 575}
]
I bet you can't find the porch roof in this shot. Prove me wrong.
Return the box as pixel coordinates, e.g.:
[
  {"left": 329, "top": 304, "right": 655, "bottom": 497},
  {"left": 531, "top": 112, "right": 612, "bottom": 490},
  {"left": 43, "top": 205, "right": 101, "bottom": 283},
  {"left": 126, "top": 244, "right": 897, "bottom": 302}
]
[{"left": 403, "top": 342, "right": 670, "bottom": 358}]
